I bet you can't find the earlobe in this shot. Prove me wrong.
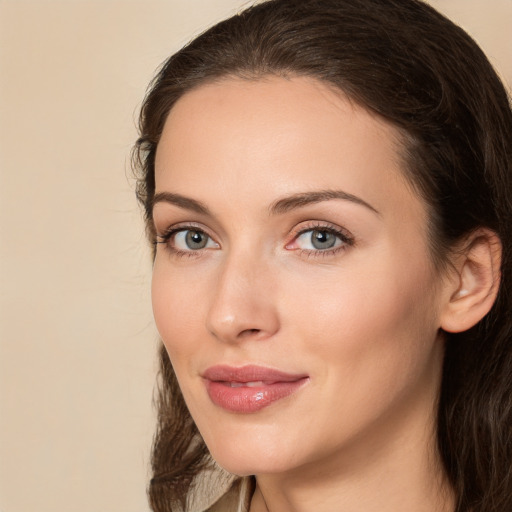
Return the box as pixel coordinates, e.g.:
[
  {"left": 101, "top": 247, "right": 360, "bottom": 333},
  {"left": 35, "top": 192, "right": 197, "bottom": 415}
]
[{"left": 440, "top": 229, "right": 502, "bottom": 333}]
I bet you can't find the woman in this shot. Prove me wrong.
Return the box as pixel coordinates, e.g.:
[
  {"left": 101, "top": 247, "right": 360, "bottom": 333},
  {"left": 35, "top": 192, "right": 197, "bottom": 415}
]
[{"left": 133, "top": 0, "right": 512, "bottom": 511}]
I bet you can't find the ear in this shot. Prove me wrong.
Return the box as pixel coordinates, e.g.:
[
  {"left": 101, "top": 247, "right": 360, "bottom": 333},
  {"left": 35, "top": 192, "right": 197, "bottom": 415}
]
[{"left": 440, "top": 228, "right": 502, "bottom": 333}]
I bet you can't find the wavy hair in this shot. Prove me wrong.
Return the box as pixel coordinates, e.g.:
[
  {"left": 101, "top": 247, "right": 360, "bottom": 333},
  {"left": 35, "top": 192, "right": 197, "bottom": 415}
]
[{"left": 133, "top": 1, "right": 512, "bottom": 510}]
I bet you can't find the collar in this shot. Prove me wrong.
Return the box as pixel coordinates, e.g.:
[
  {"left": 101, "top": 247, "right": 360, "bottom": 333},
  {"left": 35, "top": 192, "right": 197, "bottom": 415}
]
[{"left": 185, "top": 463, "right": 254, "bottom": 512}]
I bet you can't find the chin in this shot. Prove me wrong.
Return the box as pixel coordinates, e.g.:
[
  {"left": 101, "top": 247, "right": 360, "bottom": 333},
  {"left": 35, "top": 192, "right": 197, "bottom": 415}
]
[
  {"left": 203, "top": 430, "right": 298, "bottom": 477},
  {"left": 212, "top": 454, "right": 289, "bottom": 478}
]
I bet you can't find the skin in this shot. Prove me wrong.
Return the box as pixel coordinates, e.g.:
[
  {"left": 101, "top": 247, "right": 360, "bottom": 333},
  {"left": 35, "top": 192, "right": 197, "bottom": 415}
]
[{"left": 151, "top": 76, "right": 456, "bottom": 511}]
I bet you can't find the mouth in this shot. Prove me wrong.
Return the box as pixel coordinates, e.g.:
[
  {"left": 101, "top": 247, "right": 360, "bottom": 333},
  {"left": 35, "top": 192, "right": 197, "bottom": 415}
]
[
  {"left": 202, "top": 365, "right": 309, "bottom": 413},
  {"left": 225, "top": 381, "right": 267, "bottom": 388}
]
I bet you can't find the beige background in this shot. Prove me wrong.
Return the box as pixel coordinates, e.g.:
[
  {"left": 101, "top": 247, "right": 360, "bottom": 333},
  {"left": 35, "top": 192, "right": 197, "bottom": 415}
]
[{"left": 0, "top": 1, "right": 510, "bottom": 511}]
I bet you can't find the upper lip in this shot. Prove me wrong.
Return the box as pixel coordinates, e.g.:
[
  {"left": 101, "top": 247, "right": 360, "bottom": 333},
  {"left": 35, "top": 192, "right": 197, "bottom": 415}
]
[{"left": 202, "top": 365, "right": 308, "bottom": 383}]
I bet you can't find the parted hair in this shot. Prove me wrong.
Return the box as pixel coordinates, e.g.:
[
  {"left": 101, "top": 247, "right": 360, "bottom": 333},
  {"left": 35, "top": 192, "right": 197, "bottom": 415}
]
[{"left": 133, "top": 1, "right": 512, "bottom": 511}]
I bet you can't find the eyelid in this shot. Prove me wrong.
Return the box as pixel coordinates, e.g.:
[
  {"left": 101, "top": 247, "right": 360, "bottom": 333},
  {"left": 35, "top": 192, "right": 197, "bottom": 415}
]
[
  {"left": 289, "top": 220, "right": 353, "bottom": 240},
  {"left": 155, "top": 222, "right": 220, "bottom": 257},
  {"left": 285, "top": 221, "right": 354, "bottom": 253},
  {"left": 154, "top": 220, "right": 354, "bottom": 258},
  {"left": 156, "top": 221, "right": 212, "bottom": 241}
]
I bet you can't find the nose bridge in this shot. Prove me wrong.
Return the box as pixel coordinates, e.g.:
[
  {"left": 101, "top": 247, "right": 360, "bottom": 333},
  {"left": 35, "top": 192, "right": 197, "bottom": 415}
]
[{"left": 206, "top": 245, "right": 279, "bottom": 343}]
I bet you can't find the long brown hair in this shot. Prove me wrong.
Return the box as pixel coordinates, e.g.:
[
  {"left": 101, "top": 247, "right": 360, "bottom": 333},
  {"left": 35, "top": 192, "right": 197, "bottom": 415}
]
[{"left": 133, "top": 1, "right": 512, "bottom": 510}]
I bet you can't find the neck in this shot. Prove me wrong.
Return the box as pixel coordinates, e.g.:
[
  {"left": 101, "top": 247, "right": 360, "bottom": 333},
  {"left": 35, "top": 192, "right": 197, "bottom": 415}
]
[
  {"left": 251, "top": 435, "right": 453, "bottom": 512},
  {"left": 252, "top": 457, "right": 453, "bottom": 512},
  {"left": 249, "top": 380, "right": 454, "bottom": 512}
]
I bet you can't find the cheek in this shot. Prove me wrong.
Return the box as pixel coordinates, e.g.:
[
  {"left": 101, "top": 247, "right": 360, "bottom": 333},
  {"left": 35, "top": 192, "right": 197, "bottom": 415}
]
[
  {"left": 151, "top": 261, "right": 203, "bottom": 360},
  {"left": 278, "top": 264, "right": 442, "bottom": 453},
  {"left": 286, "top": 255, "right": 441, "bottom": 388}
]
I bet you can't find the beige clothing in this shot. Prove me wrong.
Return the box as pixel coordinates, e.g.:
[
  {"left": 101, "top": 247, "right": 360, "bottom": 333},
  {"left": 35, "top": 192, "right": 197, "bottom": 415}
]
[
  {"left": 206, "top": 477, "right": 254, "bottom": 512},
  {"left": 184, "top": 464, "right": 253, "bottom": 512}
]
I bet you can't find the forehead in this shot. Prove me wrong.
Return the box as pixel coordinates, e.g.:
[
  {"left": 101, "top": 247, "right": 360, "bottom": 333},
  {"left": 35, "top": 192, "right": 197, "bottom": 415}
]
[{"left": 154, "top": 76, "right": 423, "bottom": 223}]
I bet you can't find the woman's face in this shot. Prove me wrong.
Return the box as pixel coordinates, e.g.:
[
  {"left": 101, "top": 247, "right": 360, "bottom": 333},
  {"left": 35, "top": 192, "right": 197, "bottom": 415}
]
[{"left": 152, "top": 76, "right": 449, "bottom": 477}]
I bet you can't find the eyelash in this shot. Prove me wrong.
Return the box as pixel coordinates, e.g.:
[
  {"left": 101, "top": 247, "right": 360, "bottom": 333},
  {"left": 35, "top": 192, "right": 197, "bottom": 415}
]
[
  {"left": 289, "top": 222, "right": 354, "bottom": 258},
  {"left": 154, "top": 222, "right": 354, "bottom": 259},
  {"left": 155, "top": 223, "right": 213, "bottom": 259}
]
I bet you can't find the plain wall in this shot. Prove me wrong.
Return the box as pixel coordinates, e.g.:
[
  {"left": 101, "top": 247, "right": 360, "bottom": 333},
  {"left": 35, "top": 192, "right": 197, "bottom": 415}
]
[{"left": 0, "top": 1, "right": 510, "bottom": 511}]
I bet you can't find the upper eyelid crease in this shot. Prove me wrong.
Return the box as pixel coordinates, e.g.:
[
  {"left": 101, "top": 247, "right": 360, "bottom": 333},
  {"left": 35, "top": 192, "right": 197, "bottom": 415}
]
[
  {"left": 156, "top": 224, "right": 211, "bottom": 243},
  {"left": 294, "top": 224, "right": 354, "bottom": 244}
]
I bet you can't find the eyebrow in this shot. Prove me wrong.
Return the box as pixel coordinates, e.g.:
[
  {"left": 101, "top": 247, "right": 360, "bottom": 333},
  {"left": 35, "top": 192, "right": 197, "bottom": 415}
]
[
  {"left": 152, "top": 189, "right": 379, "bottom": 217},
  {"left": 152, "top": 192, "right": 211, "bottom": 215},
  {"left": 269, "top": 190, "right": 380, "bottom": 216}
]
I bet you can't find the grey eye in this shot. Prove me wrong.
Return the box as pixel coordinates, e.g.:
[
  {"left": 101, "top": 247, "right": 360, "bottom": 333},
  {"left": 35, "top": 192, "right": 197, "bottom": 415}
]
[
  {"left": 294, "top": 228, "right": 344, "bottom": 251},
  {"left": 173, "top": 229, "right": 217, "bottom": 251},
  {"left": 185, "top": 230, "right": 208, "bottom": 249},
  {"left": 310, "top": 230, "right": 337, "bottom": 249}
]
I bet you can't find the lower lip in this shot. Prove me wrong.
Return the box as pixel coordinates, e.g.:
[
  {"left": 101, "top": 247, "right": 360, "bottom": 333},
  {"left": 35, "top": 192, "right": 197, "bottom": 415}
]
[{"left": 205, "top": 378, "right": 309, "bottom": 413}]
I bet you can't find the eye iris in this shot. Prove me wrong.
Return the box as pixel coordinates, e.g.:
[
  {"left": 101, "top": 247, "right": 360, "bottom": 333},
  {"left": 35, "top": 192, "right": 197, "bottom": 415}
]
[
  {"left": 311, "top": 230, "right": 336, "bottom": 249},
  {"left": 185, "top": 230, "right": 208, "bottom": 249}
]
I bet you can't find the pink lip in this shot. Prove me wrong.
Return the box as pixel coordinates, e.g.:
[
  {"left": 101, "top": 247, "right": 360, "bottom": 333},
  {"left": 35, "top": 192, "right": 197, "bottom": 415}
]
[{"left": 202, "top": 365, "right": 309, "bottom": 413}]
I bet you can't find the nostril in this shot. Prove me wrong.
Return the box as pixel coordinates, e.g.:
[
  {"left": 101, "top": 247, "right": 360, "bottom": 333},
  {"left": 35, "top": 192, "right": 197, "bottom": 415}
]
[{"left": 240, "top": 328, "right": 262, "bottom": 338}]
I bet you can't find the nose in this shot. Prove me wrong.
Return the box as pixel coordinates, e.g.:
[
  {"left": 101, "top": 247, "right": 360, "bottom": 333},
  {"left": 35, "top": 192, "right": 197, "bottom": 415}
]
[{"left": 205, "top": 250, "right": 280, "bottom": 343}]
